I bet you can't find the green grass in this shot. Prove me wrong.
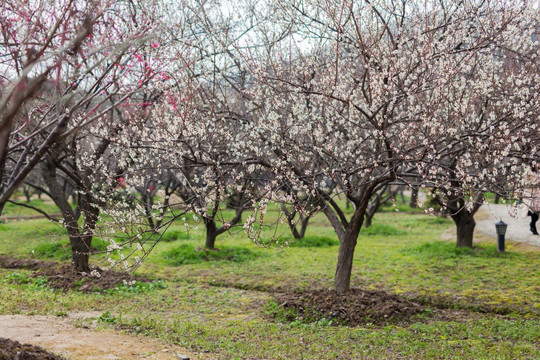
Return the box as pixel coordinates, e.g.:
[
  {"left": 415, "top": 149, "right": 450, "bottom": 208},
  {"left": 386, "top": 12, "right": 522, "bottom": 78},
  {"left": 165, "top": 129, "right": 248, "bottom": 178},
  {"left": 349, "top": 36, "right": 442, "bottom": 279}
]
[
  {"left": 161, "top": 244, "right": 262, "bottom": 266},
  {"left": 160, "top": 229, "right": 192, "bottom": 242},
  {"left": 288, "top": 235, "right": 338, "bottom": 247},
  {"left": 0, "top": 219, "right": 68, "bottom": 256},
  {"left": 31, "top": 240, "right": 71, "bottom": 260},
  {"left": 1, "top": 271, "right": 50, "bottom": 290},
  {"left": 104, "top": 280, "right": 168, "bottom": 295},
  {"left": 406, "top": 241, "right": 488, "bottom": 258},
  {"left": 1, "top": 199, "right": 60, "bottom": 218},
  {"left": 360, "top": 221, "right": 407, "bottom": 236},
  {"left": 0, "top": 199, "right": 538, "bottom": 359}
]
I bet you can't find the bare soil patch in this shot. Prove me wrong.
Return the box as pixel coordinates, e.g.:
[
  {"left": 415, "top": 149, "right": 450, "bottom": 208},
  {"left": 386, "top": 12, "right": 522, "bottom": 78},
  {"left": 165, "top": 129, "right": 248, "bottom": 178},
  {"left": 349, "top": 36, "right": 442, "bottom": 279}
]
[
  {"left": 0, "top": 256, "right": 56, "bottom": 271},
  {"left": 273, "top": 288, "right": 425, "bottom": 326},
  {"left": 0, "top": 256, "right": 150, "bottom": 292},
  {"left": 0, "top": 337, "right": 66, "bottom": 360},
  {"left": 0, "top": 314, "right": 201, "bottom": 360},
  {"left": 35, "top": 264, "right": 150, "bottom": 293}
]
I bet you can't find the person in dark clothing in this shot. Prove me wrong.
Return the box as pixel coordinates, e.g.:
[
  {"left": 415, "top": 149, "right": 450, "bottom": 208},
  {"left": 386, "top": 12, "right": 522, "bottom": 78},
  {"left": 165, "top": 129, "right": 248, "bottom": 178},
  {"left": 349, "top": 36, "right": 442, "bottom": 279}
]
[
  {"left": 523, "top": 169, "right": 539, "bottom": 235},
  {"left": 528, "top": 210, "right": 539, "bottom": 235}
]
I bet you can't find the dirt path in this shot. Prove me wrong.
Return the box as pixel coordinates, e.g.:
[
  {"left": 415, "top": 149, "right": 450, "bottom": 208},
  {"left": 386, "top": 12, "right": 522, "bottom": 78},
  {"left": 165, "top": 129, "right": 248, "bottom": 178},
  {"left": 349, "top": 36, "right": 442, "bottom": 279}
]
[{"left": 0, "top": 312, "right": 201, "bottom": 360}]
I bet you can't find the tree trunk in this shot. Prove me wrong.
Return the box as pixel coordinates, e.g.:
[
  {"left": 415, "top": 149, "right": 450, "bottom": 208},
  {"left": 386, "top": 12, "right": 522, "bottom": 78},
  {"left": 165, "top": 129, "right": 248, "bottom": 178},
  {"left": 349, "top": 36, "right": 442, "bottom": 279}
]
[
  {"left": 296, "top": 214, "right": 310, "bottom": 239},
  {"left": 205, "top": 219, "right": 217, "bottom": 249},
  {"left": 281, "top": 204, "right": 310, "bottom": 239},
  {"left": 410, "top": 187, "right": 419, "bottom": 208},
  {"left": 334, "top": 227, "right": 361, "bottom": 295},
  {"left": 59, "top": 216, "right": 91, "bottom": 273},
  {"left": 70, "top": 233, "right": 92, "bottom": 272},
  {"left": 364, "top": 214, "right": 372, "bottom": 228},
  {"left": 23, "top": 186, "right": 31, "bottom": 202},
  {"left": 453, "top": 211, "right": 476, "bottom": 248},
  {"left": 41, "top": 157, "right": 95, "bottom": 273},
  {"left": 291, "top": 214, "right": 310, "bottom": 239},
  {"left": 332, "top": 207, "right": 364, "bottom": 295}
]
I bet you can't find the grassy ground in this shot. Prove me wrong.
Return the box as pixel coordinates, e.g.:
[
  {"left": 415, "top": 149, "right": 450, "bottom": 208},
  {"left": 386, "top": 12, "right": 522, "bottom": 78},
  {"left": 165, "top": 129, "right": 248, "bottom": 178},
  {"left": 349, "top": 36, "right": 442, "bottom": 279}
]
[{"left": 0, "top": 199, "right": 538, "bottom": 359}]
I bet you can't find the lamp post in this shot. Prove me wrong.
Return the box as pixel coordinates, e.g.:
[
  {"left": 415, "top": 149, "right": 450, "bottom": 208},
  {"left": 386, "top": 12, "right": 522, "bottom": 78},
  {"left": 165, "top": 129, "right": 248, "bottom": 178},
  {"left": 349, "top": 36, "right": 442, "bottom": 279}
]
[{"left": 495, "top": 220, "right": 508, "bottom": 253}]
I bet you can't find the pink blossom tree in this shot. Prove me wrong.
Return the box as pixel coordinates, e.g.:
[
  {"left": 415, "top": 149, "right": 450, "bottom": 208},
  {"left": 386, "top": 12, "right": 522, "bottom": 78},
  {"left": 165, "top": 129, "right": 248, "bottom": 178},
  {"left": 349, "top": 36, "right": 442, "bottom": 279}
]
[
  {"left": 0, "top": 0, "right": 183, "bottom": 271},
  {"left": 0, "top": 0, "right": 158, "bottom": 215}
]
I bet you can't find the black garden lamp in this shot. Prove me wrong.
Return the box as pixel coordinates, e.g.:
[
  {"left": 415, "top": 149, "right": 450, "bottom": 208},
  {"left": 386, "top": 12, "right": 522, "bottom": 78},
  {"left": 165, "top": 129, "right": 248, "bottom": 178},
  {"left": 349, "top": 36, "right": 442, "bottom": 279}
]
[{"left": 495, "top": 220, "right": 508, "bottom": 253}]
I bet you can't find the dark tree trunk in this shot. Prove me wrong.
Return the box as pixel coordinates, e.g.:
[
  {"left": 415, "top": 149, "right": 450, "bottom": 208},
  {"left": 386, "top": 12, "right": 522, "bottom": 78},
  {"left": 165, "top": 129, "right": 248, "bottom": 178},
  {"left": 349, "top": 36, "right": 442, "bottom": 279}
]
[
  {"left": 364, "top": 186, "right": 393, "bottom": 228},
  {"left": 70, "top": 234, "right": 92, "bottom": 273},
  {"left": 75, "top": 201, "right": 99, "bottom": 273},
  {"left": 60, "top": 216, "right": 91, "bottom": 273},
  {"left": 329, "top": 206, "right": 365, "bottom": 295},
  {"left": 205, "top": 219, "right": 217, "bottom": 249},
  {"left": 494, "top": 194, "right": 500, "bottom": 204},
  {"left": 284, "top": 209, "right": 310, "bottom": 239},
  {"left": 364, "top": 199, "right": 377, "bottom": 229},
  {"left": 452, "top": 211, "right": 476, "bottom": 248},
  {"left": 23, "top": 185, "right": 32, "bottom": 202},
  {"left": 364, "top": 214, "right": 373, "bottom": 228},
  {"left": 364, "top": 196, "right": 381, "bottom": 229},
  {"left": 410, "top": 187, "right": 419, "bottom": 208},
  {"left": 334, "top": 226, "right": 361, "bottom": 295},
  {"left": 42, "top": 156, "right": 97, "bottom": 273},
  {"left": 292, "top": 214, "right": 310, "bottom": 239},
  {"left": 143, "top": 190, "right": 156, "bottom": 230}
]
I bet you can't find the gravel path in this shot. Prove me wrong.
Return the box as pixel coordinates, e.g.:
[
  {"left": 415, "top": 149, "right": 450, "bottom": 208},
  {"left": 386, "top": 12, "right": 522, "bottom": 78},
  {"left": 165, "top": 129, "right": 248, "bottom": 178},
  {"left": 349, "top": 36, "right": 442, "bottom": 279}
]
[{"left": 475, "top": 204, "right": 540, "bottom": 247}]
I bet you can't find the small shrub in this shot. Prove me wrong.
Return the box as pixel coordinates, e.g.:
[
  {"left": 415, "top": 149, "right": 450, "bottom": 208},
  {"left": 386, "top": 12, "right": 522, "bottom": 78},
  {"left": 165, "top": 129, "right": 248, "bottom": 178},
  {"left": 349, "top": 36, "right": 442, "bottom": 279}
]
[
  {"left": 360, "top": 223, "right": 407, "bottom": 236},
  {"left": 98, "top": 311, "right": 120, "bottom": 325},
  {"left": 160, "top": 230, "right": 191, "bottom": 242},
  {"left": 162, "top": 244, "right": 260, "bottom": 266},
  {"left": 421, "top": 217, "right": 453, "bottom": 225},
  {"left": 289, "top": 236, "right": 338, "bottom": 248}
]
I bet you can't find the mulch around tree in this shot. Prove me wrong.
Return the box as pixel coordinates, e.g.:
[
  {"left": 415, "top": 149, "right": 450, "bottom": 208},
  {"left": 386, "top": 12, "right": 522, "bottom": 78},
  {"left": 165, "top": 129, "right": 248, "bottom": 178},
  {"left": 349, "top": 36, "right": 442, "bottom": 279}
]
[
  {"left": 36, "top": 264, "right": 150, "bottom": 293},
  {"left": 0, "top": 337, "right": 66, "bottom": 360},
  {"left": 0, "top": 256, "right": 56, "bottom": 271},
  {"left": 273, "top": 288, "right": 426, "bottom": 326},
  {"left": 0, "top": 256, "right": 150, "bottom": 293}
]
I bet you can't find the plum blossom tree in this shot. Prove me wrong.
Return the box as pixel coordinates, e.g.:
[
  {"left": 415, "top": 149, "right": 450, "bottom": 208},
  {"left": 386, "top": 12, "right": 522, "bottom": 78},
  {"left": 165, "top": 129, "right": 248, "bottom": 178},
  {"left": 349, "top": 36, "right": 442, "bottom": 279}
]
[
  {"left": 224, "top": 0, "right": 539, "bottom": 293},
  {"left": 98, "top": 0, "right": 269, "bottom": 253},
  {"left": 40, "top": 117, "right": 122, "bottom": 272},
  {"left": 410, "top": 5, "right": 540, "bottom": 247},
  {"left": 113, "top": 83, "right": 259, "bottom": 251},
  {"left": 11, "top": 0, "right": 534, "bottom": 285}
]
